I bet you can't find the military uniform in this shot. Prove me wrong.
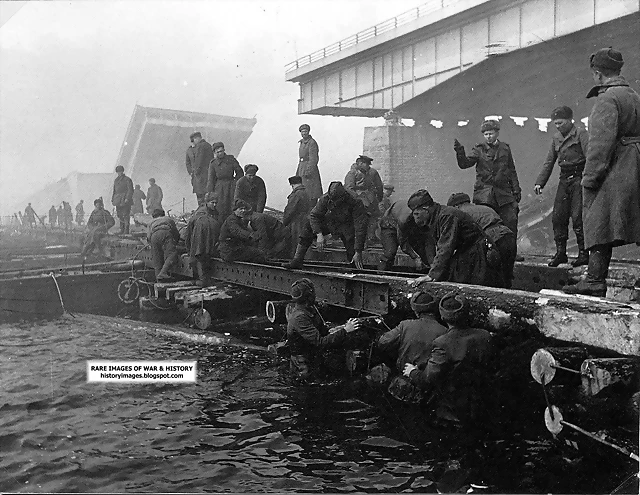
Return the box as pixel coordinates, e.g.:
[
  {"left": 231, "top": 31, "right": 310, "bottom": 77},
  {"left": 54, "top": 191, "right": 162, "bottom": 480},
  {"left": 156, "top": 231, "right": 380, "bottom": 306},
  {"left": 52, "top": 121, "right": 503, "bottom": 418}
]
[
  {"left": 283, "top": 184, "right": 312, "bottom": 257},
  {"left": 208, "top": 154, "right": 244, "bottom": 220},
  {"left": 235, "top": 176, "right": 267, "bottom": 213},
  {"left": 132, "top": 188, "right": 146, "bottom": 215},
  {"left": 147, "top": 216, "right": 180, "bottom": 280},
  {"left": 297, "top": 135, "right": 323, "bottom": 202},
  {"left": 218, "top": 213, "right": 266, "bottom": 263},
  {"left": 75, "top": 202, "right": 84, "bottom": 226},
  {"left": 190, "top": 139, "right": 213, "bottom": 204},
  {"left": 185, "top": 204, "right": 221, "bottom": 286},
  {"left": 146, "top": 183, "right": 163, "bottom": 213},
  {"left": 49, "top": 206, "right": 57, "bottom": 228},
  {"left": 112, "top": 173, "right": 134, "bottom": 234},
  {"left": 82, "top": 206, "right": 115, "bottom": 257},
  {"left": 245, "top": 211, "right": 290, "bottom": 259}
]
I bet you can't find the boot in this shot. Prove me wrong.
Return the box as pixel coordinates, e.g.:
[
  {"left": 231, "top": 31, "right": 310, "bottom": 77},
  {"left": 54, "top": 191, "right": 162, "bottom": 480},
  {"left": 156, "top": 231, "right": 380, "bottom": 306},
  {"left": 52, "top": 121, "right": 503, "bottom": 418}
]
[
  {"left": 119, "top": 219, "right": 126, "bottom": 235},
  {"left": 563, "top": 248, "right": 608, "bottom": 297},
  {"left": 282, "top": 244, "right": 308, "bottom": 269},
  {"left": 571, "top": 229, "right": 589, "bottom": 267},
  {"left": 548, "top": 240, "right": 568, "bottom": 267}
]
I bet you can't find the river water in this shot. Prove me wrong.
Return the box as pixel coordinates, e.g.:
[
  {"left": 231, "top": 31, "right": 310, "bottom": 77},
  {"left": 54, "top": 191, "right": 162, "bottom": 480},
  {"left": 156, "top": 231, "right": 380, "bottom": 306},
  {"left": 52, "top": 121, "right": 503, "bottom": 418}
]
[{"left": 0, "top": 314, "right": 636, "bottom": 493}]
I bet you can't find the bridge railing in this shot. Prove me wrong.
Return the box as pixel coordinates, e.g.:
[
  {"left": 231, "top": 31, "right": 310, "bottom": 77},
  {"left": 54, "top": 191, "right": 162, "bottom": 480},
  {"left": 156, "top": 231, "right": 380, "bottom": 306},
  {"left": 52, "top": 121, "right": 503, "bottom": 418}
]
[{"left": 285, "top": 0, "right": 453, "bottom": 74}]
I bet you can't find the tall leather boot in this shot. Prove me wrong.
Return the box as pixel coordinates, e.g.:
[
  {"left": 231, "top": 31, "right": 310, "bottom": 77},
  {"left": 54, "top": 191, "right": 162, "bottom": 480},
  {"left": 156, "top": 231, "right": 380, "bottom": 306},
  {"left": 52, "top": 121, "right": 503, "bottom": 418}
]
[
  {"left": 563, "top": 247, "right": 608, "bottom": 297},
  {"left": 119, "top": 218, "right": 126, "bottom": 235},
  {"left": 571, "top": 228, "right": 589, "bottom": 267},
  {"left": 548, "top": 240, "right": 568, "bottom": 267},
  {"left": 282, "top": 244, "right": 308, "bottom": 269}
]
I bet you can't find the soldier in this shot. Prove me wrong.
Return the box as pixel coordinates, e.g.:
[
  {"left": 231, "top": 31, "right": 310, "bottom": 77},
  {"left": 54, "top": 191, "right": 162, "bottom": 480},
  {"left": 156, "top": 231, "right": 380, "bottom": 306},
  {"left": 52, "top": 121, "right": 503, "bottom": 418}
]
[
  {"left": 403, "top": 292, "right": 493, "bottom": 426},
  {"left": 379, "top": 183, "right": 395, "bottom": 215},
  {"left": 218, "top": 199, "right": 267, "bottom": 263},
  {"left": 188, "top": 132, "right": 213, "bottom": 205},
  {"left": 344, "top": 155, "right": 383, "bottom": 244},
  {"left": 57, "top": 205, "right": 64, "bottom": 228},
  {"left": 297, "top": 124, "right": 323, "bottom": 203},
  {"left": 112, "top": 165, "right": 134, "bottom": 234},
  {"left": 376, "top": 291, "right": 448, "bottom": 374},
  {"left": 81, "top": 198, "right": 115, "bottom": 258},
  {"left": 185, "top": 192, "right": 222, "bottom": 287},
  {"left": 284, "top": 181, "right": 369, "bottom": 270},
  {"left": 185, "top": 136, "right": 197, "bottom": 198},
  {"left": 244, "top": 209, "right": 291, "bottom": 259},
  {"left": 234, "top": 164, "right": 267, "bottom": 213},
  {"left": 447, "top": 192, "right": 516, "bottom": 288},
  {"left": 24, "top": 203, "right": 36, "bottom": 228},
  {"left": 62, "top": 201, "right": 73, "bottom": 230},
  {"left": 565, "top": 48, "right": 640, "bottom": 297},
  {"left": 146, "top": 178, "right": 163, "bottom": 213},
  {"left": 131, "top": 185, "right": 146, "bottom": 215},
  {"left": 48, "top": 205, "right": 57, "bottom": 228},
  {"left": 75, "top": 200, "right": 85, "bottom": 226},
  {"left": 408, "top": 189, "right": 489, "bottom": 286},
  {"left": 283, "top": 175, "right": 312, "bottom": 258},
  {"left": 286, "top": 278, "right": 358, "bottom": 382},
  {"left": 207, "top": 142, "right": 244, "bottom": 221},
  {"left": 534, "top": 106, "right": 589, "bottom": 267},
  {"left": 147, "top": 209, "right": 180, "bottom": 281},
  {"left": 454, "top": 119, "right": 521, "bottom": 246}
]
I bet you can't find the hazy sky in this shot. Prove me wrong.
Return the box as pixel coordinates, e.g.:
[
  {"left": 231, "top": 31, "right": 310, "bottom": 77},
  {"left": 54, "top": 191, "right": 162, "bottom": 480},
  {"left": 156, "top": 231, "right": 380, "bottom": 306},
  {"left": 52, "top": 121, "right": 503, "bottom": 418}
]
[{"left": 0, "top": 0, "right": 422, "bottom": 213}]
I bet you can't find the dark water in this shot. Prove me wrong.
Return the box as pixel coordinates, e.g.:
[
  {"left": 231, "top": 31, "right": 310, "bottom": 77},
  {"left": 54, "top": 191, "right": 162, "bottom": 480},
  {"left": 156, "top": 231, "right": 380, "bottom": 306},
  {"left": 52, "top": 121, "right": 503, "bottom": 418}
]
[{"left": 0, "top": 314, "right": 636, "bottom": 493}]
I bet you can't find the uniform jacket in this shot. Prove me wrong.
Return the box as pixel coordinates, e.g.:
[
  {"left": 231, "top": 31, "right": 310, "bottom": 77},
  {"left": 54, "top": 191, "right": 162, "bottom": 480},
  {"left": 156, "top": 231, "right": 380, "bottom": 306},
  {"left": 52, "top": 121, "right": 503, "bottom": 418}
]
[
  {"left": 75, "top": 203, "right": 84, "bottom": 215},
  {"left": 147, "top": 216, "right": 180, "bottom": 243},
  {"left": 409, "top": 325, "right": 493, "bottom": 423},
  {"left": 245, "top": 212, "right": 288, "bottom": 251},
  {"left": 344, "top": 165, "right": 384, "bottom": 214},
  {"left": 283, "top": 185, "right": 312, "bottom": 240},
  {"left": 185, "top": 145, "right": 196, "bottom": 186},
  {"left": 581, "top": 76, "right": 640, "bottom": 250},
  {"left": 132, "top": 189, "right": 146, "bottom": 214},
  {"left": 536, "top": 125, "right": 589, "bottom": 187},
  {"left": 456, "top": 141, "right": 521, "bottom": 207},
  {"left": 112, "top": 174, "right": 133, "bottom": 207},
  {"left": 419, "top": 204, "right": 486, "bottom": 283},
  {"left": 286, "top": 302, "right": 346, "bottom": 357},
  {"left": 297, "top": 136, "right": 323, "bottom": 200},
  {"left": 190, "top": 140, "right": 213, "bottom": 195},
  {"left": 234, "top": 176, "right": 267, "bottom": 213},
  {"left": 219, "top": 213, "right": 254, "bottom": 247},
  {"left": 87, "top": 208, "right": 115, "bottom": 231},
  {"left": 185, "top": 205, "right": 221, "bottom": 258},
  {"left": 310, "top": 191, "right": 369, "bottom": 251},
  {"left": 456, "top": 202, "right": 513, "bottom": 243},
  {"left": 207, "top": 154, "right": 243, "bottom": 219},
  {"left": 146, "top": 184, "right": 163, "bottom": 211},
  {"left": 377, "top": 314, "right": 448, "bottom": 373}
]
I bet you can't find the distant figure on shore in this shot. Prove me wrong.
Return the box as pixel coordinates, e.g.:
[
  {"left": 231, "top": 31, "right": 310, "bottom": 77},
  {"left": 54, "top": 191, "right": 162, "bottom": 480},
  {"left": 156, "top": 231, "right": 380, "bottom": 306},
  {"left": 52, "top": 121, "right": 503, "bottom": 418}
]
[
  {"left": 188, "top": 132, "right": 213, "bottom": 205},
  {"left": 62, "top": 201, "right": 73, "bottom": 230},
  {"left": 297, "top": 124, "right": 323, "bottom": 203},
  {"left": 75, "top": 200, "right": 85, "bottom": 226},
  {"left": 132, "top": 185, "right": 146, "bottom": 215},
  {"left": 57, "top": 205, "right": 64, "bottom": 227},
  {"left": 283, "top": 175, "right": 312, "bottom": 257},
  {"left": 81, "top": 198, "right": 115, "bottom": 258},
  {"left": 207, "top": 142, "right": 244, "bottom": 221},
  {"left": 49, "top": 205, "right": 58, "bottom": 228},
  {"left": 147, "top": 209, "right": 180, "bottom": 281},
  {"left": 24, "top": 203, "right": 36, "bottom": 228},
  {"left": 112, "top": 165, "right": 134, "bottom": 235},
  {"left": 234, "top": 164, "right": 267, "bottom": 213},
  {"left": 146, "top": 178, "right": 163, "bottom": 214}
]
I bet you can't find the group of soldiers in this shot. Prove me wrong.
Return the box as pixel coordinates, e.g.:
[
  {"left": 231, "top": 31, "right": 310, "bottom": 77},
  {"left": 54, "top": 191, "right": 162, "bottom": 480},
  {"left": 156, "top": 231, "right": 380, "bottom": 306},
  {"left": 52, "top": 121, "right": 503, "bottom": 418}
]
[
  {"left": 112, "top": 166, "right": 164, "bottom": 235},
  {"left": 18, "top": 200, "right": 84, "bottom": 230}
]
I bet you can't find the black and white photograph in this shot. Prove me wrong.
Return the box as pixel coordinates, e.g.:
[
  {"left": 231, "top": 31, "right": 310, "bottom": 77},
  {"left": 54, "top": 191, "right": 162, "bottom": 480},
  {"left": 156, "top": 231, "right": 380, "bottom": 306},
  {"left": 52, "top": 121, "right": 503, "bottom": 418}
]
[{"left": 0, "top": 0, "right": 639, "bottom": 492}]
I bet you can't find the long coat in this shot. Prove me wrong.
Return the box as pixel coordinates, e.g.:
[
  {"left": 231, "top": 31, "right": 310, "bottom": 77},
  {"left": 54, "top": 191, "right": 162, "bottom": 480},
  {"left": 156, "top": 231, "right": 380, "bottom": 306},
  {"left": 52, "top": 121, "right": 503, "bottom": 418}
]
[
  {"left": 234, "top": 176, "right": 267, "bottom": 213},
  {"left": 185, "top": 205, "right": 221, "bottom": 259},
  {"left": 283, "top": 185, "right": 312, "bottom": 246},
  {"left": 344, "top": 165, "right": 384, "bottom": 215},
  {"left": 112, "top": 175, "right": 133, "bottom": 207},
  {"left": 310, "top": 191, "right": 369, "bottom": 252},
  {"left": 456, "top": 141, "right": 521, "bottom": 208},
  {"left": 297, "top": 135, "right": 323, "bottom": 201},
  {"left": 581, "top": 76, "right": 640, "bottom": 250},
  {"left": 132, "top": 189, "right": 146, "bottom": 214},
  {"left": 190, "top": 140, "right": 213, "bottom": 195},
  {"left": 207, "top": 154, "right": 244, "bottom": 220},
  {"left": 146, "top": 184, "right": 163, "bottom": 212}
]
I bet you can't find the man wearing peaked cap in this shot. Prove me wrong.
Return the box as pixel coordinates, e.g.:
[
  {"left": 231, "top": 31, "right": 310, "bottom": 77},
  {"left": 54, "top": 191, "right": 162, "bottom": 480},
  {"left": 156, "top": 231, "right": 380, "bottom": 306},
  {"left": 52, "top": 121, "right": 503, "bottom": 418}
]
[
  {"left": 111, "top": 165, "right": 134, "bottom": 235},
  {"left": 187, "top": 132, "right": 213, "bottom": 206},
  {"left": 345, "top": 154, "right": 384, "bottom": 245},
  {"left": 565, "top": 47, "right": 640, "bottom": 298},
  {"left": 376, "top": 290, "right": 447, "bottom": 375},
  {"left": 234, "top": 164, "right": 267, "bottom": 213},
  {"left": 403, "top": 291, "right": 493, "bottom": 425},
  {"left": 453, "top": 117, "right": 521, "bottom": 247},
  {"left": 207, "top": 141, "right": 244, "bottom": 220},
  {"left": 283, "top": 175, "right": 312, "bottom": 257},
  {"left": 534, "top": 105, "right": 589, "bottom": 268},
  {"left": 297, "top": 124, "right": 323, "bottom": 203},
  {"left": 217, "top": 198, "right": 267, "bottom": 263},
  {"left": 283, "top": 181, "right": 369, "bottom": 270}
]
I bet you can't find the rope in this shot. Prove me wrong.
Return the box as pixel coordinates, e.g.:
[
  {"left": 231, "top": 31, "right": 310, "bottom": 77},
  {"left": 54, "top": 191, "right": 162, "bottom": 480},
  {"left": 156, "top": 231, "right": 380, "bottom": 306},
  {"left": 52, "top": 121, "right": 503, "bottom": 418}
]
[{"left": 49, "top": 272, "right": 75, "bottom": 317}]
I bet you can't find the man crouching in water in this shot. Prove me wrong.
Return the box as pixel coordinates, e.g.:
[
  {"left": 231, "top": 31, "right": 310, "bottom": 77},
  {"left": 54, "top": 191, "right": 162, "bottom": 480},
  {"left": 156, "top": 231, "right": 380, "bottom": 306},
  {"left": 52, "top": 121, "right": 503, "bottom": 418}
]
[{"left": 286, "top": 278, "right": 360, "bottom": 383}]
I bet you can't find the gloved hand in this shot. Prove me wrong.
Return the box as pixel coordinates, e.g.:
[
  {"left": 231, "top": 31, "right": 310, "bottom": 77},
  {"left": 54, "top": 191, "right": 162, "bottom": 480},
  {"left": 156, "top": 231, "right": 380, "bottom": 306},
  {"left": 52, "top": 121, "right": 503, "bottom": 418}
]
[
  {"left": 453, "top": 139, "right": 464, "bottom": 152},
  {"left": 534, "top": 185, "right": 543, "bottom": 195}
]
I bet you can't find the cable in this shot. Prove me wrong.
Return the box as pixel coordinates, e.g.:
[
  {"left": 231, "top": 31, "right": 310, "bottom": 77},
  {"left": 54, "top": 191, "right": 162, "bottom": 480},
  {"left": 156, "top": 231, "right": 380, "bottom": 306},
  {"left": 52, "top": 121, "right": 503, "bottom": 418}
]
[{"left": 49, "top": 272, "right": 75, "bottom": 318}]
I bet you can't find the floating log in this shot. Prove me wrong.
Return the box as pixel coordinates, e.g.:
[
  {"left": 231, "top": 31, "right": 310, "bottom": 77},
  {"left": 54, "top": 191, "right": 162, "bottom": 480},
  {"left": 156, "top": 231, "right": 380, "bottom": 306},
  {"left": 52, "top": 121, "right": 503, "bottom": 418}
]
[
  {"left": 581, "top": 358, "right": 640, "bottom": 396},
  {"left": 530, "top": 347, "right": 591, "bottom": 384}
]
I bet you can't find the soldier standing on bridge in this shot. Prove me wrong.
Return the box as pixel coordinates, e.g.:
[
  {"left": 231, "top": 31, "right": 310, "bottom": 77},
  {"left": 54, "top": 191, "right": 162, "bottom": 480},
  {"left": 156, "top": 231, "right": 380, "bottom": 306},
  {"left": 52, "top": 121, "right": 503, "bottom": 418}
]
[
  {"left": 565, "top": 48, "right": 640, "bottom": 297},
  {"left": 24, "top": 203, "right": 36, "bottom": 228},
  {"left": 185, "top": 192, "right": 221, "bottom": 288},
  {"left": 75, "top": 200, "right": 85, "bottom": 226},
  {"left": 112, "top": 165, "right": 134, "bottom": 235},
  {"left": 283, "top": 175, "right": 312, "bottom": 258},
  {"left": 454, "top": 119, "right": 521, "bottom": 253},
  {"left": 297, "top": 124, "right": 323, "bottom": 204},
  {"left": 208, "top": 142, "right": 244, "bottom": 221},
  {"left": 131, "top": 185, "right": 146, "bottom": 215},
  {"left": 187, "top": 132, "right": 213, "bottom": 206},
  {"left": 146, "top": 178, "right": 163, "bottom": 214},
  {"left": 48, "top": 205, "right": 57, "bottom": 228},
  {"left": 534, "top": 106, "right": 589, "bottom": 268}
]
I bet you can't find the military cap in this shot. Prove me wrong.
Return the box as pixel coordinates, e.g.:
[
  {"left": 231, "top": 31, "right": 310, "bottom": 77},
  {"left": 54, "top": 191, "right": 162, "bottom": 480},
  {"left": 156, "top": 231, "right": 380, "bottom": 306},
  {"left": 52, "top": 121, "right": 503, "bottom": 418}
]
[
  {"left": 590, "top": 47, "right": 624, "bottom": 71},
  {"left": 550, "top": 106, "right": 573, "bottom": 120},
  {"left": 190, "top": 131, "right": 202, "bottom": 140},
  {"left": 115, "top": 165, "right": 125, "bottom": 173},
  {"left": 410, "top": 291, "right": 437, "bottom": 314},
  {"left": 212, "top": 142, "right": 225, "bottom": 151},
  {"left": 447, "top": 192, "right": 471, "bottom": 207},
  {"left": 233, "top": 199, "right": 251, "bottom": 211},
  {"left": 439, "top": 292, "right": 469, "bottom": 325},
  {"left": 244, "top": 164, "right": 259, "bottom": 174},
  {"left": 288, "top": 175, "right": 303, "bottom": 185},
  {"left": 407, "top": 189, "right": 434, "bottom": 211},
  {"left": 357, "top": 155, "right": 373, "bottom": 164},
  {"left": 204, "top": 192, "right": 218, "bottom": 203},
  {"left": 480, "top": 120, "right": 500, "bottom": 132},
  {"left": 291, "top": 278, "right": 315, "bottom": 302},
  {"left": 327, "top": 181, "right": 347, "bottom": 199},
  {"left": 299, "top": 124, "right": 311, "bottom": 132},
  {"left": 151, "top": 209, "right": 165, "bottom": 218},
  {"left": 383, "top": 184, "right": 395, "bottom": 191},
  {"left": 94, "top": 198, "right": 104, "bottom": 206}
]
